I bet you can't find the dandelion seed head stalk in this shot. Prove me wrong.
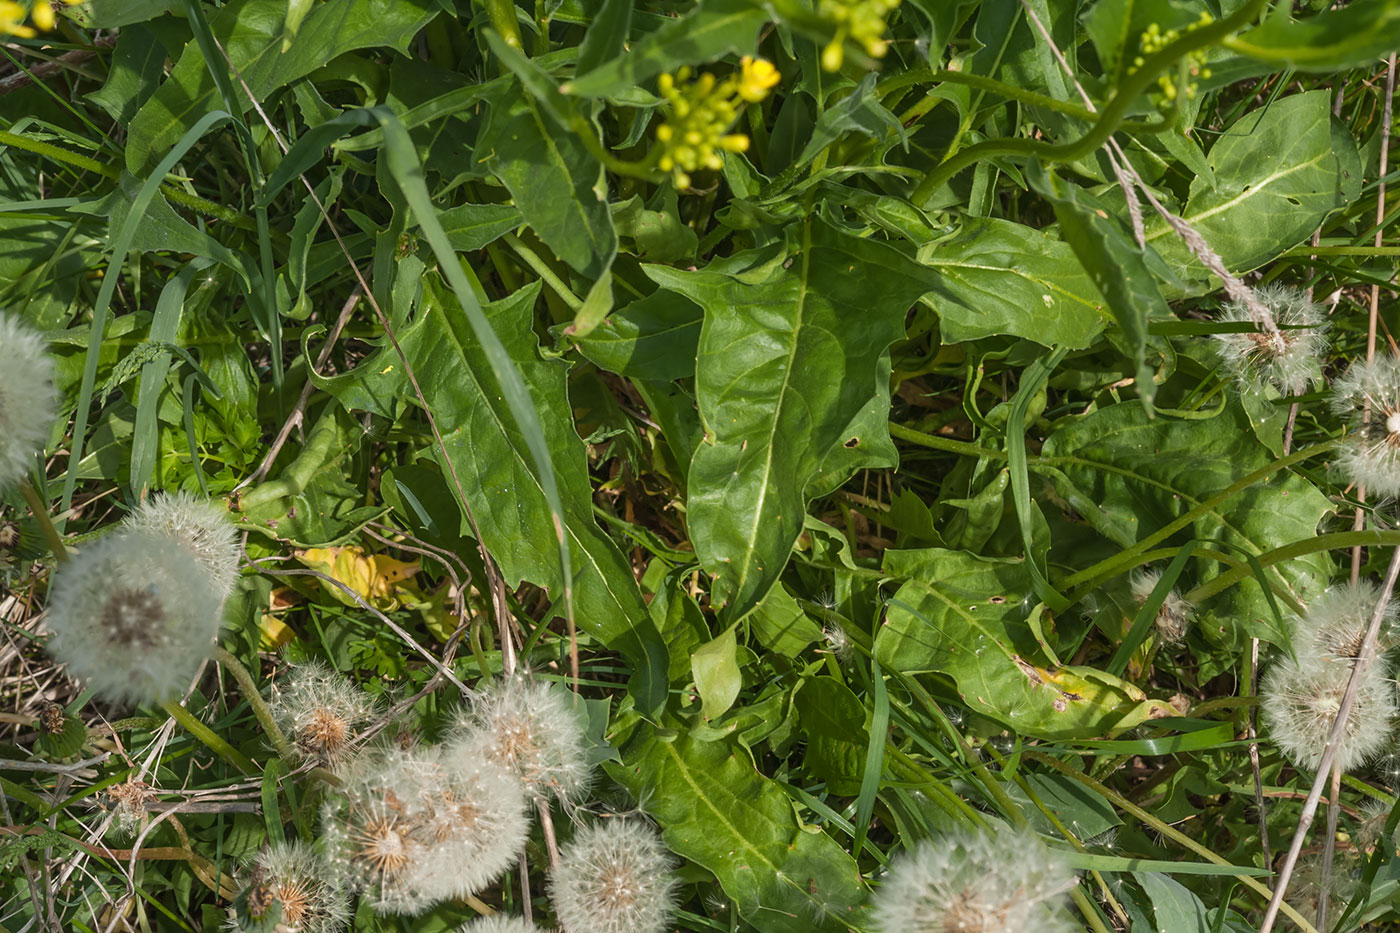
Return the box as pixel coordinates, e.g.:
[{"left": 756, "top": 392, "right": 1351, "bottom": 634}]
[
  {"left": 0, "top": 314, "right": 57, "bottom": 492},
  {"left": 46, "top": 530, "right": 224, "bottom": 705}
]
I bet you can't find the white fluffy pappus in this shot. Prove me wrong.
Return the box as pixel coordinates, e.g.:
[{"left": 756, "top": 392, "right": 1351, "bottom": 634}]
[
  {"left": 321, "top": 747, "right": 440, "bottom": 916},
  {"left": 1293, "top": 581, "right": 1398, "bottom": 665},
  {"left": 268, "top": 659, "right": 379, "bottom": 769},
  {"left": 1212, "top": 284, "right": 1327, "bottom": 396},
  {"left": 548, "top": 819, "right": 679, "bottom": 933},
  {"left": 1261, "top": 654, "right": 1397, "bottom": 773},
  {"left": 447, "top": 676, "right": 592, "bottom": 804},
  {"left": 454, "top": 916, "right": 545, "bottom": 933},
  {"left": 45, "top": 529, "right": 224, "bottom": 706},
  {"left": 411, "top": 746, "right": 530, "bottom": 902},
  {"left": 1129, "top": 568, "right": 1194, "bottom": 644},
  {"left": 870, "top": 826, "right": 1079, "bottom": 933},
  {"left": 228, "top": 840, "right": 350, "bottom": 933},
  {"left": 1332, "top": 353, "right": 1400, "bottom": 498},
  {"left": 0, "top": 314, "right": 58, "bottom": 491},
  {"left": 122, "top": 491, "right": 241, "bottom": 600}
]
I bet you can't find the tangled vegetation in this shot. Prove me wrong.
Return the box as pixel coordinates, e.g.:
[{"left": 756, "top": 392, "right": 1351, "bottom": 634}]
[{"left": 2, "top": 0, "right": 1400, "bottom": 931}]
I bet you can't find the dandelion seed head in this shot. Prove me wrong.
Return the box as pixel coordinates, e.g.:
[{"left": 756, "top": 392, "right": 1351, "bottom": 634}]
[
  {"left": 0, "top": 314, "right": 57, "bottom": 492},
  {"left": 1333, "top": 354, "right": 1400, "bottom": 498},
  {"left": 1355, "top": 797, "right": 1399, "bottom": 853},
  {"left": 228, "top": 840, "right": 350, "bottom": 933},
  {"left": 100, "top": 779, "right": 154, "bottom": 839},
  {"left": 549, "top": 820, "right": 679, "bottom": 933},
  {"left": 454, "top": 918, "right": 545, "bottom": 933},
  {"left": 269, "top": 660, "right": 378, "bottom": 769},
  {"left": 1295, "top": 581, "right": 1398, "bottom": 664},
  {"left": 1212, "top": 285, "right": 1327, "bottom": 396},
  {"left": 411, "top": 747, "right": 529, "bottom": 901},
  {"left": 447, "top": 676, "right": 591, "bottom": 804},
  {"left": 46, "top": 530, "right": 224, "bottom": 705},
  {"left": 1261, "top": 654, "right": 1397, "bottom": 773},
  {"left": 121, "top": 491, "right": 240, "bottom": 600},
  {"left": 1284, "top": 853, "right": 1355, "bottom": 925},
  {"left": 870, "top": 826, "right": 1079, "bottom": 933},
  {"left": 822, "top": 623, "right": 853, "bottom": 662},
  {"left": 1129, "top": 568, "right": 1194, "bottom": 644}
]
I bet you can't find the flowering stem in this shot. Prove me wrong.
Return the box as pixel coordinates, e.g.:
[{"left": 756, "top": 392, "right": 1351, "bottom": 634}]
[
  {"left": 908, "top": 0, "right": 1269, "bottom": 206},
  {"left": 887, "top": 421, "right": 1005, "bottom": 460},
  {"left": 18, "top": 479, "right": 67, "bottom": 564},
  {"left": 213, "top": 646, "right": 295, "bottom": 763},
  {"left": 159, "top": 699, "right": 257, "bottom": 775}
]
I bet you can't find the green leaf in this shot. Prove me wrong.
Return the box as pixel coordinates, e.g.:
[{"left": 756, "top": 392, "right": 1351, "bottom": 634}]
[
  {"left": 794, "top": 676, "right": 867, "bottom": 795},
  {"left": 577, "top": 0, "right": 634, "bottom": 76},
  {"left": 1230, "top": 3, "right": 1400, "bottom": 72},
  {"left": 486, "top": 90, "right": 617, "bottom": 279},
  {"left": 1040, "top": 402, "right": 1333, "bottom": 644},
  {"left": 1029, "top": 163, "right": 1166, "bottom": 410},
  {"left": 124, "top": 0, "right": 437, "bottom": 174},
  {"left": 322, "top": 279, "right": 669, "bottom": 706},
  {"left": 692, "top": 625, "right": 742, "bottom": 720},
  {"left": 86, "top": 24, "right": 166, "bottom": 125},
  {"left": 796, "top": 72, "right": 905, "bottom": 166},
  {"left": 611, "top": 724, "right": 868, "bottom": 932},
  {"left": 651, "top": 219, "right": 936, "bottom": 620},
  {"left": 1143, "top": 90, "right": 1363, "bottom": 284},
  {"left": 919, "top": 217, "right": 1108, "bottom": 348},
  {"left": 1131, "top": 872, "right": 1212, "bottom": 933},
  {"left": 563, "top": 0, "right": 767, "bottom": 98},
  {"left": 439, "top": 202, "right": 524, "bottom": 252},
  {"left": 568, "top": 287, "right": 702, "bottom": 380},
  {"left": 749, "top": 583, "right": 823, "bottom": 657},
  {"left": 875, "top": 547, "right": 1178, "bottom": 739}
]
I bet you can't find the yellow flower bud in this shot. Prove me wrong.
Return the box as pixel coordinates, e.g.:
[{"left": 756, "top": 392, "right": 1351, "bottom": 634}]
[
  {"left": 737, "top": 56, "right": 780, "bottom": 103},
  {"left": 32, "top": 1, "right": 53, "bottom": 30}
]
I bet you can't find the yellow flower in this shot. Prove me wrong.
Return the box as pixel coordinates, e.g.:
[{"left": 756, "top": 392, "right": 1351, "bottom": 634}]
[
  {"left": 0, "top": 1, "right": 36, "bottom": 37},
  {"left": 737, "top": 56, "right": 780, "bottom": 103},
  {"left": 818, "top": 0, "right": 900, "bottom": 71},
  {"left": 31, "top": 1, "right": 53, "bottom": 30},
  {"left": 653, "top": 59, "right": 779, "bottom": 190}
]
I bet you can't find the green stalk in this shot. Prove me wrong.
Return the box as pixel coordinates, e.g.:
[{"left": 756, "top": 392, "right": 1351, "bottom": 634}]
[
  {"left": 19, "top": 479, "right": 67, "bottom": 564},
  {"left": 0, "top": 129, "right": 254, "bottom": 230},
  {"left": 908, "top": 0, "right": 1269, "bottom": 205},
  {"left": 1025, "top": 751, "right": 1321, "bottom": 933},
  {"left": 888, "top": 421, "right": 1005, "bottom": 460},
  {"left": 1185, "top": 530, "right": 1400, "bottom": 604},
  {"left": 501, "top": 232, "right": 583, "bottom": 310},
  {"left": 484, "top": 0, "right": 524, "bottom": 51},
  {"left": 213, "top": 646, "right": 295, "bottom": 763},
  {"left": 159, "top": 699, "right": 257, "bottom": 774}
]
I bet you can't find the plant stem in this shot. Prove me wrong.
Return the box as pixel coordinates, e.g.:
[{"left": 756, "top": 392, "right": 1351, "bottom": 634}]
[
  {"left": 159, "top": 699, "right": 257, "bottom": 774},
  {"left": 213, "top": 646, "right": 295, "bottom": 763},
  {"left": 501, "top": 232, "right": 583, "bottom": 311},
  {"left": 19, "top": 478, "right": 67, "bottom": 563},
  {"left": 908, "top": 0, "right": 1268, "bottom": 205},
  {"left": 887, "top": 421, "right": 1005, "bottom": 460}
]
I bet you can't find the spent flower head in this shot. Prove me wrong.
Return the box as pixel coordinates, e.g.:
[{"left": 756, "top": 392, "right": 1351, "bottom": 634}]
[
  {"left": 870, "top": 826, "right": 1079, "bottom": 933},
  {"left": 269, "top": 659, "right": 379, "bottom": 769},
  {"left": 322, "top": 748, "right": 440, "bottom": 915},
  {"left": 1294, "top": 581, "right": 1398, "bottom": 665},
  {"left": 817, "top": 0, "right": 901, "bottom": 71},
  {"left": 455, "top": 920, "right": 545, "bottom": 933},
  {"left": 654, "top": 57, "right": 779, "bottom": 190},
  {"left": 0, "top": 313, "right": 57, "bottom": 492},
  {"left": 549, "top": 819, "right": 679, "bottom": 933},
  {"left": 446, "top": 675, "right": 592, "bottom": 805},
  {"left": 100, "top": 779, "right": 156, "bottom": 839},
  {"left": 228, "top": 840, "right": 350, "bottom": 933},
  {"left": 46, "top": 529, "right": 225, "bottom": 706},
  {"left": 1332, "top": 353, "right": 1400, "bottom": 498},
  {"left": 1261, "top": 653, "right": 1396, "bottom": 773},
  {"left": 1129, "top": 568, "right": 1194, "bottom": 644},
  {"left": 121, "top": 491, "right": 241, "bottom": 600},
  {"left": 1212, "top": 284, "right": 1327, "bottom": 397},
  {"left": 411, "top": 747, "right": 530, "bottom": 902}
]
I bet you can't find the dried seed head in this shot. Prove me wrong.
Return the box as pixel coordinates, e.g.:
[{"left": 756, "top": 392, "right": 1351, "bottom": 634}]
[
  {"left": 447, "top": 676, "right": 591, "bottom": 805},
  {"left": 1261, "top": 654, "right": 1397, "bottom": 773},
  {"left": 37, "top": 700, "right": 65, "bottom": 735},
  {"left": 0, "top": 314, "right": 57, "bottom": 492},
  {"left": 410, "top": 747, "right": 530, "bottom": 902},
  {"left": 121, "top": 491, "right": 241, "bottom": 600},
  {"left": 228, "top": 840, "right": 350, "bottom": 933},
  {"left": 1355, "top": 797, "right": 1399, "bottom": 853},
  {"left": 269, "top": 660, "right": 378, "bottom": 769},
  {"left": 46, "top": 529, "right": 224, "bottom": 705},
  {"left": 321, "top": 748, "right": 439, "bottom": 916},
  {"left": 870, "top": 826, "right": 1079, "bottom": 933},
  {"left": 1129, "top": 568, "right": 1194, "bottom": 644},
  {"left": 1284, "top": 852, "right": 1356, "bottom": 926},
  {"left": 822, "top": 623, "right": 854, "bottom": 662},
  {"left": 101, "top": 779, "right": 155, "bottom": 839},
  {"left": 1294, "top": 581, "right": 1398, "bottom": 665},
  {"left": 1212, "top": 284, "right": 1327, "bottom": 396},
  {"left": 549, "top": 820, "right": 679, "bottom": 933},
  {"left": 1332, "top": 354, "right": 1400, "bottom": 498},
  {"left": 454, "top": 919, "right": 545, "bottom": 933}
]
